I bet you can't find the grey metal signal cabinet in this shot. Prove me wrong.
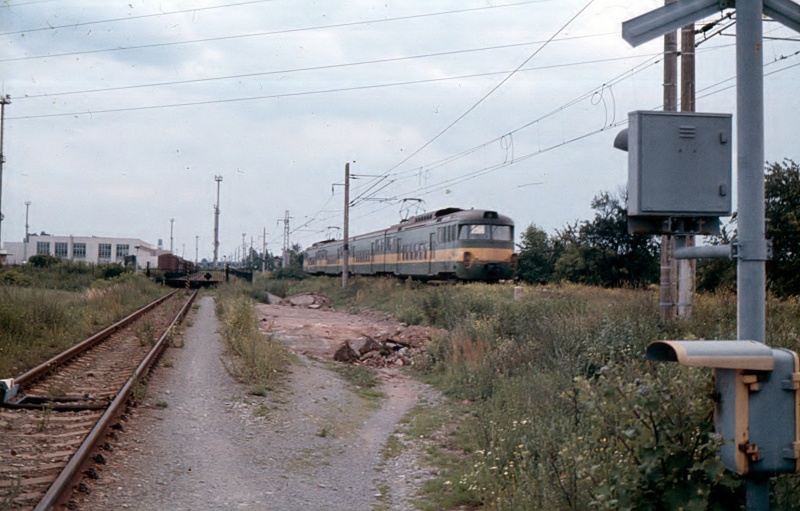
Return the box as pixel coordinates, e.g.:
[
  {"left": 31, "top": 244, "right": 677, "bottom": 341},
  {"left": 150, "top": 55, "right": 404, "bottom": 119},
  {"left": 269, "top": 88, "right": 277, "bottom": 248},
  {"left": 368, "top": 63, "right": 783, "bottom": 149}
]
[{"left": 627, "top": 111, "right": 732, "bottom": 217}]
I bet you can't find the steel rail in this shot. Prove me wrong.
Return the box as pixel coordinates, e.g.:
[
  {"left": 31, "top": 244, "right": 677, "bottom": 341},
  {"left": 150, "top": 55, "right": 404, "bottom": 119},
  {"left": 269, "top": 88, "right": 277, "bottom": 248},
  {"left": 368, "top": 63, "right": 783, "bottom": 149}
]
[
  {"left": 14, "top": 290, "right": 178, "bottom": 388},
  {"left": 34, "top": 289, "right": 198, "bottom": 511}
]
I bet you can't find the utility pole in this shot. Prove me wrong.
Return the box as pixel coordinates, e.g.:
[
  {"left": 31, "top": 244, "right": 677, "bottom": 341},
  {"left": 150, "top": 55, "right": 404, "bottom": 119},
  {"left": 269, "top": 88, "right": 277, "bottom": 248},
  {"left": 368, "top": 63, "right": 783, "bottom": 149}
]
[
  {"left": 0, "top": 95, "right": 10, "bottom": 252},
  {"left": 195, "top": 235, "right": 199, "bottom": 264},
  {"left": 170, "top": 218, "right": 175, "bottom": 254},
  {"left": 23, "top": 200, "right": 30, "bottom": 261},
  {"left": 242, "top": 233, "right": 247, "bottom": 267},
  {"left": 262, "top": 227, "right": 267, "bottom": 272},
  {"left": 677, "top": 20, "right": 697, "bottom": 318},
  {"left": 342, "top": 162, "right": 350, "bottom": 289},
  {"left": 659, "top": 0, "right": 678, "bottom": 322},
  {"left": 278, "top": 210, "right": 291, "bottom": 268},
  {"left": 213, "top": 175, "right": 223, "bottom": 268}
]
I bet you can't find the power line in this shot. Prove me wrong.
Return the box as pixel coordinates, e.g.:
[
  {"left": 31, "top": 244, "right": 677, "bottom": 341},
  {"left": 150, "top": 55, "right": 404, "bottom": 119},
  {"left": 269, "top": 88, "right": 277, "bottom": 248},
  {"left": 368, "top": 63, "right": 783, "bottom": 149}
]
[
  {"left": 0, "top": 0, "right": 277, "bottom": 36},
  {"left": 371, "top": 0, "right": 599, "bottom": 181},
  {"left": 350, "top": 28, "right": 660, "bottom": 204},
  {"left": 7, "top": 55, "right": 655, "bottom": 120},
  {"left": 350, "top": 27, "right": 776, "bottom": 202},
  {"left": 341, "top": 54, "right": 800, "bottom": 229},
  {"left": 0, "top": 0, "right": 57, "bottom": 7},
  {"left": 1, "top": 1, "right": 551, "bottom": 62},
  {"left": 293, "top": 31, "right": 799, "bottom": 239},
  {"left": 279, "top": 35, "right": 755, "bottom": 233},
  {"left": 12, "top": 33, "right": 620, "bottom": 100}
]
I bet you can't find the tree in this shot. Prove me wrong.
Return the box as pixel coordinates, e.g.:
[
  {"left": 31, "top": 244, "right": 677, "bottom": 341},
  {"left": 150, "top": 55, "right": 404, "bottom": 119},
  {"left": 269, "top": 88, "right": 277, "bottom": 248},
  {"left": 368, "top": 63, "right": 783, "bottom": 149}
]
[
  {"left": 766, "top": 159, "right": 800, "bottom": 296},
  {"left": 271, "top": 243, "right": 306, "bottom": 280},
  {"left": 696, "top": 221, "right": 736, "bottom": 293},
  {"left": 554, "top": 190, "right": 659, "bottom": 288},
  {"left": 516, "top": 224, "right": 558, "bottom": 284}
]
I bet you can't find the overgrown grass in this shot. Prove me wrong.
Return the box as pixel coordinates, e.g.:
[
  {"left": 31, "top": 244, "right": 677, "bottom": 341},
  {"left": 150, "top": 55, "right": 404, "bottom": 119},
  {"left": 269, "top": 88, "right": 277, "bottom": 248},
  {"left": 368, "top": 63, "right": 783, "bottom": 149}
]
[
  {"left": 0, "top": 274, "right": 168, "bottom": 377},
  {"left": 214, "top": 282, "right": 290, "bottom": 388},
  {"left": 263, "top": 275, "right": 800, "bottom": 510}
]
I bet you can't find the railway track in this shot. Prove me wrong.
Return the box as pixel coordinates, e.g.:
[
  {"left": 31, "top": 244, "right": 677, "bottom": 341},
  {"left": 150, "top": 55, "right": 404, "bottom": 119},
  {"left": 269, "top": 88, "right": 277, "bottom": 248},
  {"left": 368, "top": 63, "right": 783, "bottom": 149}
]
[{"left": 0, "top": 289, "right": 198, "bottom": 510}]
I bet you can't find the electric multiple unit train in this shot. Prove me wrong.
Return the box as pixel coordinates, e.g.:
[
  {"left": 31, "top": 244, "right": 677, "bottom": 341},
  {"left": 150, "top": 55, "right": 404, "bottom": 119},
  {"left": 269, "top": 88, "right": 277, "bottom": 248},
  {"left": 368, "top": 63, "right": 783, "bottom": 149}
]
[{"left": 303, "top": 207, "right": 517, "bottom": 281}]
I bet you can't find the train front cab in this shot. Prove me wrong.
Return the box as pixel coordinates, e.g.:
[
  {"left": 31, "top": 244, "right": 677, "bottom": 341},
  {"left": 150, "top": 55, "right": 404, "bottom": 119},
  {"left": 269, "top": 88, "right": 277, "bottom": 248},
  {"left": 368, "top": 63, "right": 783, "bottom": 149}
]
[{"left": 453, "top": 220, "right": 516, "bottom": 281}]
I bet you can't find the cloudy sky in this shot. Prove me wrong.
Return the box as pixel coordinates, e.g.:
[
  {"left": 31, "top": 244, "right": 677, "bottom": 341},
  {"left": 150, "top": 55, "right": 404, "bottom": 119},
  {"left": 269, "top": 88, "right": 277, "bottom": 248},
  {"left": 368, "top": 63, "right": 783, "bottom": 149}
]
[{"left": 1, "top": 0, "right": 798, "bottom": 263}]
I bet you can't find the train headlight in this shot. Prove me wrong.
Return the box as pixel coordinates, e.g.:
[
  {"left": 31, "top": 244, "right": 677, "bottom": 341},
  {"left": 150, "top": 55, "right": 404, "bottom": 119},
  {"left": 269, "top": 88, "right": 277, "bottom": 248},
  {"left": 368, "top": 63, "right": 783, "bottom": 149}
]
[{"left": 463, "top": 251, "right": 474, "bottom": 269}]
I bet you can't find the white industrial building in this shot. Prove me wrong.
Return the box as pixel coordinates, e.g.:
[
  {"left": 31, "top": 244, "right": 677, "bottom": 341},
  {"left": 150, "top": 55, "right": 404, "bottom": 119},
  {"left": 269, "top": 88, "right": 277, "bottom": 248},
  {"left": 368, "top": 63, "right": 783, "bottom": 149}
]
[{"left": 3, "top": 234, "right": 167, "bottom": 269}]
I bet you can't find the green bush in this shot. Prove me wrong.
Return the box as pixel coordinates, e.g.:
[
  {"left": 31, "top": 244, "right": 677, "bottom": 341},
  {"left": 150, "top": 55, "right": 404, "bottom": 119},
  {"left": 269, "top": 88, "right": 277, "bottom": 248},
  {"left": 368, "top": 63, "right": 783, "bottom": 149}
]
[
  {"left": 101, "top": 263, "right": 129, "bottom": 279},
  {"left": 27, "top": 254, "right": 60, "bottom": 268}
]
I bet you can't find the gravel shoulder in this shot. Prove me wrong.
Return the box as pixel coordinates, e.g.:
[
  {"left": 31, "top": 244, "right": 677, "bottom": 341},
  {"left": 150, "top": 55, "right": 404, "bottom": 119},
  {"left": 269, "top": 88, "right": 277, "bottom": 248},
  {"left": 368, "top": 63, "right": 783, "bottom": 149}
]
[{"left": 73, "top": 294, "right": 443, "bottom": 510}]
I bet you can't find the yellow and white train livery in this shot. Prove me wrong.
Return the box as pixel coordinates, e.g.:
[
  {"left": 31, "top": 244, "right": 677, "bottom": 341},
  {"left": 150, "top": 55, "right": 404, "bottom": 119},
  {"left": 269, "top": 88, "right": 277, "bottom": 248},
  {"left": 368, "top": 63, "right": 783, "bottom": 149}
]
[{"left": 303, "top": 207, "right": 517, "bottom": 281}]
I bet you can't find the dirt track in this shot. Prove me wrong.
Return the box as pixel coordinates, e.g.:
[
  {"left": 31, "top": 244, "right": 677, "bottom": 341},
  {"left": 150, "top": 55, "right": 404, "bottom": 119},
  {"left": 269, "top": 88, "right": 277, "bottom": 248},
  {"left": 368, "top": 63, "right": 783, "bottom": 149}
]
[{"left": 74, "top": 294, "right": 441, "bottom": 510}]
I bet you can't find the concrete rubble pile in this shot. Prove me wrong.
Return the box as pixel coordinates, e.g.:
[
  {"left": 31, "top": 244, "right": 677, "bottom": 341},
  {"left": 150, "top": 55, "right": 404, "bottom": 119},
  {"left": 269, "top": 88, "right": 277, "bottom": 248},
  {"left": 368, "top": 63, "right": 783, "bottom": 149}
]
[
  {"left": 281, "top": 292, "right": 332, "bottom": 309},
  {"left": 333, "top": 325, "right": 434, "bottom": 368}
]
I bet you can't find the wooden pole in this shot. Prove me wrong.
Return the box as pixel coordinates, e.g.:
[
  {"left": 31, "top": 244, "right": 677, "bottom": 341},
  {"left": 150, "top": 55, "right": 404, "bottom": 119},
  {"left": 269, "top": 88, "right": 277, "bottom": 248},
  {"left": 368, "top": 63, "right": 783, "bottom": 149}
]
[{"left": 660, "top": 0, "right": 678, "bottom": 322}]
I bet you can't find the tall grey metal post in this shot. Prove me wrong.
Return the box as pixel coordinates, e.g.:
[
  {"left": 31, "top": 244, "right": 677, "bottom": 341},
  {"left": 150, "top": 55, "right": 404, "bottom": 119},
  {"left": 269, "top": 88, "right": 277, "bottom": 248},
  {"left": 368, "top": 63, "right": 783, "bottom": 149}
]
[
  {"left": 24, "top": 200, "right": 30, "bottom": 261},
  {"left": 736, "top": 0, "right": 766, "bottom": 346},
  {"left": 0, "top": 96, "right": 10, "bottom": 252},
  {"left": 738, "top": 3, "right": 768, "bottom": 507},
  {"left": 213, "top": 175, "right": 222, "bottom": 268}
]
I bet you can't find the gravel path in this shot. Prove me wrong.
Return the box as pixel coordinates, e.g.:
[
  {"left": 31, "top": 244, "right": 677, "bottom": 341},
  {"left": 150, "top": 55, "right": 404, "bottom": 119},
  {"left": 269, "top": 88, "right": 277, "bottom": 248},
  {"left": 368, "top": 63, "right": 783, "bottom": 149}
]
[{"left": 73, "top": 294, "right": 440, "bottom": 510}]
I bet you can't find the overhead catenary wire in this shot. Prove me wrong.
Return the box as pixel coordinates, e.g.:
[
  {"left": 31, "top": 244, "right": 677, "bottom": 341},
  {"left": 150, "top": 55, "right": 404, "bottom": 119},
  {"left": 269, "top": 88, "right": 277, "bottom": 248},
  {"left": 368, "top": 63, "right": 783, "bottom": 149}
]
[
  {"left": 349, "top": 16, "right": 788, "bottom": 203},
  {"left": 0, "top": 0, "right": 278, "bottom": 36},
  {"left": 292, "top": 29, "right": 751, "bottom": 236},
  {"left": 6, "top": 54, "right": 658, "bottom": 120},
  {"left": 350, "top": 46, "right": 667, "bottom": 201},
  {"left": 11, "top": 34, "right": 623, "bottom": 100},
  {"left": 318, "top": 49, "right": 800, "bottom": 236},
  {"left": 0, "top": 0, "right": 551, "bottom": 62},
  {"left": 371, "top": 0, "right": 599, "bottom": 179}
]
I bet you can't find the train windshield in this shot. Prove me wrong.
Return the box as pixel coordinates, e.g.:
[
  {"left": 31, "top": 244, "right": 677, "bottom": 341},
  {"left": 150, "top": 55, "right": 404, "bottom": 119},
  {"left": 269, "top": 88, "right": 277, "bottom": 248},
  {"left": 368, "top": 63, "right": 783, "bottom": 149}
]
[{"left": 458, "top": 224, "right": 513, "bottom": 241}]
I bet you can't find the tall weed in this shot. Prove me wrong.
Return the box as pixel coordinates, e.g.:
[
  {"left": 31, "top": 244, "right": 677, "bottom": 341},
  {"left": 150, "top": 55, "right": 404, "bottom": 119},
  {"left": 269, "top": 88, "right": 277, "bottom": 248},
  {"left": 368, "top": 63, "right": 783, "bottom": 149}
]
[
  {"left": 0, "top": 275, "right": 165, "bottom": 377},
  {"left": 215, "top": 283, "right": 289, "bottom": 385},
  {"left": 280, "top": 277, "right": 800, "bottom": 509}
]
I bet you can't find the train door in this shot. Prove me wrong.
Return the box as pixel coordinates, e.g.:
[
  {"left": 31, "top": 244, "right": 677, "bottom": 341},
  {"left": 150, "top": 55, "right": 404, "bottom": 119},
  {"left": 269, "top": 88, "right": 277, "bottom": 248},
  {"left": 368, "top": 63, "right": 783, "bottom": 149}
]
[
  {"left": 380, "top": 235, "right": 387, "bottom": 273},
  {"left": 370, "top": 242, "right": 374, "bottom": 273},
  {"left": 428, "top": 232, "right": 435, "bottom": 275},
  {"left": 395, "top": 238, "right": 402, "bottom": 275}
]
